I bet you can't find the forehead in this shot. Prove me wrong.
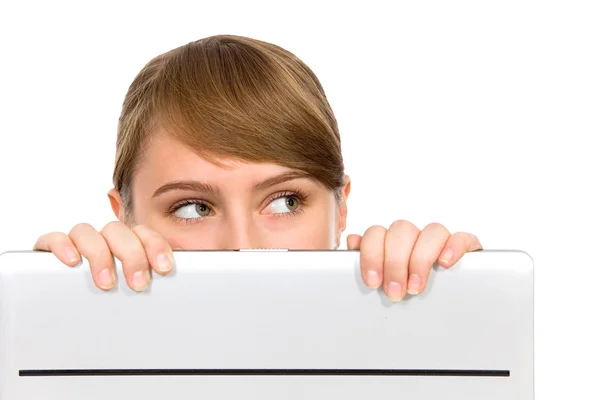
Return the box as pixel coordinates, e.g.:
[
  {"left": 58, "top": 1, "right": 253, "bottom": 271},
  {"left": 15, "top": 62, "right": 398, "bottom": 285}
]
[{"left": 134, "top": 130, "right": 302, "bottom": 188}]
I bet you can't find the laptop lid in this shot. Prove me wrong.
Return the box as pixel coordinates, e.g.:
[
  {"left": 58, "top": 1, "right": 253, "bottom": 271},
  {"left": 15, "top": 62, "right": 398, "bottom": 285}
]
[{"left": 0, "top": 250, "right": 533, "bottom": 399}]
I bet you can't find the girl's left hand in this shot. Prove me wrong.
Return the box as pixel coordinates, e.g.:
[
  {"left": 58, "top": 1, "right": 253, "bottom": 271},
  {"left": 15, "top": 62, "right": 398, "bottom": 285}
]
[{"left": 347, "top": 221, "right": 482, "bottom": 301}]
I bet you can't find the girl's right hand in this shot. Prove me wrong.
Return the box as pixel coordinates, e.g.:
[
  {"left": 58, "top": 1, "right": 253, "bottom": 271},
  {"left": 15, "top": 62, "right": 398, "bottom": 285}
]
[{"left": 33, "top": 222, "right": 174, "bottom": 291}]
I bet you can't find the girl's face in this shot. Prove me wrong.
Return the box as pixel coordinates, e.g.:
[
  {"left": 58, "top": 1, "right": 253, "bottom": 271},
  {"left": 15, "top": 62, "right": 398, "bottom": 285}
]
[{"left": 109, "top": 130, "right": 351, "bottom": 250}]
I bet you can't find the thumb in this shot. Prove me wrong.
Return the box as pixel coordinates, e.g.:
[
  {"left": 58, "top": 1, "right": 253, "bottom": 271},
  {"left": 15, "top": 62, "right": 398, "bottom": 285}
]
[{"left": 346, "top": 234, "right": 363, "bottom": 250}]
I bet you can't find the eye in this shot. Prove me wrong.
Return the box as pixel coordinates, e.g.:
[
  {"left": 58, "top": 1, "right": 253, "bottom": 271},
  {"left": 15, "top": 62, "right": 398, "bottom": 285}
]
[
  {"left": 266, "top": 196, "right": 300, "bottom": 214},
  {"left": 174, "top": 202, "right": 212, "bottom": 219}
]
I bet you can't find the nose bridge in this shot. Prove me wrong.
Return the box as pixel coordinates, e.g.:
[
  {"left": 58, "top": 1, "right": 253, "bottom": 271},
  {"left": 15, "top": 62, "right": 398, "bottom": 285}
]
[{"left": 220, "top": 212, "right": 262, "bottom": 250}]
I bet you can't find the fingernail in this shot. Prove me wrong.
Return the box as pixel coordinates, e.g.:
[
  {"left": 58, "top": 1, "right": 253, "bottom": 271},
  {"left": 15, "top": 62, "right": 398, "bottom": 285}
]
[
  {"left": 132, "top": 270, "right": 150, "bottom": 291},
  {"left": 65, "top": 246, "right": 79, "bottom": 263},
  {"left": 156, "top": 253, "right": 172, "bottom": 273},
  {"left": 98, "top": 268, "right": 114, "bottom": 289},
  {"left": 365, "top": 270, "right": 379, "bottom": 288},
  {"left": 407, "top": 274, "right": 421, "bottom": 295},
  {"left": 439, "top": 248, "right": 453, "bottom": 266},
  {"left": 386, "top": 281, "right": 403, "bottom": 300}
]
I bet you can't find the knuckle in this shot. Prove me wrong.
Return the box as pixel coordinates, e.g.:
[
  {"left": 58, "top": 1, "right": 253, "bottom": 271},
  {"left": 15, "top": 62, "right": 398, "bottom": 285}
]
[
  {"left": 367, "top": 225, "right": 386, "bottom": 233},
  {"left": 424, "top": 222, "right": 447, "bottom": 233},
  {"left": 389, "top": 219, "right": 417, "bottom": 232},
  {"left": 100, "top": 221, "right": 124, "bottom": 235},
  {"left": 131, "top": 224, "right": 147, "bottom": 237},
  {"left": 132, "top": 225, "right": 164, "bottom": 243},
  {"left": 69, "top": 222, "right": 93, "bottom": 236},
  {"left": 365, "top": 224, "right": 387, "bottom": 237},
  {"left": 53, "top": 234, "right": 72, "bottom": 249},
  {"left": 454, "top": 231, "right": 476, "bottom": 247},
  {"left": 131, "top": 224, "right": 152, "bottom": 235},
  {"left": 36, "top": 232, "right": 61, "bottom": 245},
  {"left": 72, "top": 222, "right": 93, "bottom": 232}
]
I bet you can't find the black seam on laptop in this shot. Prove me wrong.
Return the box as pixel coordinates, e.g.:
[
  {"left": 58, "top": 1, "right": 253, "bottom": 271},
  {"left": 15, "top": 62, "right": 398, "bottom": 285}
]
[{"left": 19, "top": 368, "right": 510, "bottom": 377}]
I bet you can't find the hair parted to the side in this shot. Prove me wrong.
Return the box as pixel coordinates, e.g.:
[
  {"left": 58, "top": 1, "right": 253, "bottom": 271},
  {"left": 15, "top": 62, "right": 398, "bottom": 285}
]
[{"left": 114, "top": 34, "right": 345, "bottom": 215}]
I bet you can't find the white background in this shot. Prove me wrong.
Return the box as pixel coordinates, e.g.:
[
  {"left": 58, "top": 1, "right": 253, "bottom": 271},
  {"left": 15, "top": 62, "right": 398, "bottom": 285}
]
[{"left": 0, "top": 0, "right": 598, "bottom": 397}]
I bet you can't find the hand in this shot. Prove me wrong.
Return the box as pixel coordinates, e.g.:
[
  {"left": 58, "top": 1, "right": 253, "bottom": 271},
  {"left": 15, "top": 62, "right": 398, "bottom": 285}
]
[
  {"left": 347, "top": 221, "right": 482, "bottom": 301},
  {"left": 33, "top": 222, "right": 174, "bottom": 291}
]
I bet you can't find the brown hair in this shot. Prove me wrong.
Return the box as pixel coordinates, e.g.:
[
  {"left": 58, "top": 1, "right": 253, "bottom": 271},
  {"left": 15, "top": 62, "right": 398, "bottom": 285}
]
[{"left": 114, "top": 35, "right": 345, "bottom": 214}]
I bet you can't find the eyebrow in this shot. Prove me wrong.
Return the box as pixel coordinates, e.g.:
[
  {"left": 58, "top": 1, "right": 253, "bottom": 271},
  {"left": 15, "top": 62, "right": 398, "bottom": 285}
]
[
  {"left": 152, "top": 181, "right": 220, "bottom": 198},
  {"left": 152, "top": 171, "right": 314, "bottom": 198},
  {"left": 251, "top": 171, "right": 313, "bottom": 191}
]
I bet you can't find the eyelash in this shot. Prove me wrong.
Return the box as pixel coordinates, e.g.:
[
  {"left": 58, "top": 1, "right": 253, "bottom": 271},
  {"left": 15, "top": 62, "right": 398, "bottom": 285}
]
[
  {"left": 265, "top": 189, "right": 309, "bottom": 218},
  {"left": 166, "top": 189, "right": 309, "bottom": 224}
]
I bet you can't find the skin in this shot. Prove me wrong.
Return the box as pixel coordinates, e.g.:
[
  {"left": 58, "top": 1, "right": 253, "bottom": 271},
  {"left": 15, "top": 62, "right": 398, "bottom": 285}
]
[{"left": 34, "top": 130, "right": 482, "bottom": 301}]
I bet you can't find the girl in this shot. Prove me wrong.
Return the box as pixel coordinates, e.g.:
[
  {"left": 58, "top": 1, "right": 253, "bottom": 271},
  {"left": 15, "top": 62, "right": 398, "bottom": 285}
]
[{"left": 34, "top": 35, "right": 482, "bottom": 301}]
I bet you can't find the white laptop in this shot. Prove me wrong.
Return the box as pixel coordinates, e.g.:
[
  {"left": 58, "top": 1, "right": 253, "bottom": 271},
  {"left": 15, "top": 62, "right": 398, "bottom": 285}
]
[{"left": 0, "top": 249, "right": 533, "bottom": 399}]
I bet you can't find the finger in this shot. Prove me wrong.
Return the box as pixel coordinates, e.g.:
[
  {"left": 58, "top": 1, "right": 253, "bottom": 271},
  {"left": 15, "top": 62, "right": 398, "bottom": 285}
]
[
  {"left": 132, "top": 225, "right": 174, "bottom": 275},
  {"left": 100, "top": 221, "right": 151, "bottom": 291},
  {"left": 359, "top": 226, "right": 387, "bottom": 289},
  {"left": 383, "top": 220, "right": 420, "bottom": 301},
  {"left": 33, "top": 232, "right": 81, "bottom": 266},
  {"left": 346, "top": 234, "right": 362, "bottom": 250},
  {"left": 407, "top": 223, "right": 450, "bottom": 295},
  {"left": 68, "top": 223, "right": 116, "bottom": 290},
  {"left": 438, "top": 232, "right": 483, "bottom": 268}
]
